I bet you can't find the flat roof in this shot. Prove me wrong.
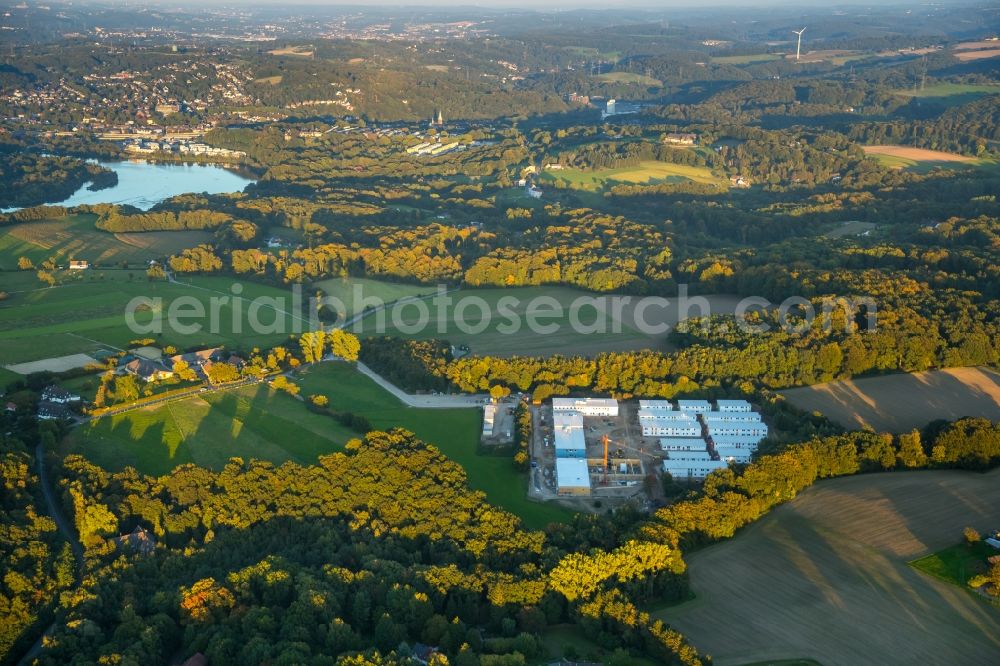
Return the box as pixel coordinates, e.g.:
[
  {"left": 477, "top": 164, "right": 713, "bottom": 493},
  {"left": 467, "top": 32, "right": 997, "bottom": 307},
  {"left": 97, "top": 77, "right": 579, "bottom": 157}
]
[
  {"left": 554, "top": 413, "right": 586, "bottom": 452},
  {"left": 703, "top": 413, "right": 762, "bottom": 423},
  {"left": 556, "top": 458, "right": 591, "bottom": 488},
  {"left": 715, "top": 399, "right": 751, "bottom": 408},
  {"left": 659, "top": 437, "right": 709, "bottom": 449},
  {"left": 552, "top": 397, "right": 619, "bottom": 407},
  {"left": 709, "top": 434, "right": 765, "bottom": 445},
  {"left": 662, "top": 459, "right": 728, "bottom": 472},
  {"left": 638, "top": 410, "right": 698, "bottom": 422},
  {"left": 665, "top": 450, "right": 711, "bottom": 460},
  {"left": 639, "top": 399, "right": 673, "bottom": 410},
  {"left": 676, "top": 400, "right": 712, "bottom": 411}
]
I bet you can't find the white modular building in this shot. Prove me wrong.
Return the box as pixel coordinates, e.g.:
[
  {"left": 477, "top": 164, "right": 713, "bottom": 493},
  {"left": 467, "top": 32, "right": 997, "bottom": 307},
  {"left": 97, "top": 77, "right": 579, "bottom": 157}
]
[
  {"left": 702, "top": 412, "right": 762, "bottom": 423},
  {"left": 662, "top": 458, "right": 728, "bottom": 479},
  {"left": 639, "top": 399, "right": 673, "bottom": 411},
  {"left": 641, "top": 415, "right": 701, "bottom": 437},
  {"left": 483, "top": 404, "right": 496, "bottom": 436},
  {"left": 556, "top": 458, "right": 591, "bottom": 495},
  {"left": 676, "top": 400, "right": 713, "bottom": 414},
  {"left": 708, "top": 434, "right": 764, "bottom": 449},
  {"left": 715, "top": 447, "right": 753, "bottom": 463},
  {"left": 659, "top": 437, "right": 709, "bottom": 452},
  {"left": 665, "top": 450, "right": 711, "bottom": 460},
  {"left": 715, "top": 399, "right": 752, "bottom": 412},
  {"left": 552, "top": 397, "right": 619, "bottom": 417},
  {"left": 706, "top": 421, "right": 769, "bottom": 438},
  {"left": 553, "top": 412, "right": 587, "bottom": 458},
  {"left": 638, "top": 409, "right": 693, "bottom": 422}
]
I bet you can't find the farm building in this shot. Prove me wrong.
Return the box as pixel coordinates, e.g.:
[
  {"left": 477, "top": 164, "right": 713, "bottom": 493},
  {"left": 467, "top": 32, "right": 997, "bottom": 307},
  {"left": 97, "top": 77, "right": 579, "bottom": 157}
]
[
  {"left": 68, "top": 260, "right": 90, "bottom": 270},
  {"left": 664, "top": 132, "right": 698, "bottom": 145},
  {"left": 41, "top": 386, "right": 81, "bottom": 404},
  {"left": 121, "top": 358, "right": 174, "bottom": 382},
  {"left": 553, "top": 412, "right": 586, "bottom": 458},
  {"left": 639, "top": 399, "right": 673, "bottom": 411},
  {"left": 659, "top": 437, "right": 709, "bottom": 452},
  {"left": 662, "top": 458, "right": 728, "bottom": 479},
  {"left": 483, "top": 404, "right": 496, "bottom": 436},
  {"left": 677, "top": 400, "right": 712, "bottom": 414},
  {"left": 715, "top": 399, "right": 752, "bottom": 412},
  {"left": 552, "top": 397, "right": 619, "bottom": 416},
  {"left": 556, "top": 458, "right": 591, "bottom": 496}
]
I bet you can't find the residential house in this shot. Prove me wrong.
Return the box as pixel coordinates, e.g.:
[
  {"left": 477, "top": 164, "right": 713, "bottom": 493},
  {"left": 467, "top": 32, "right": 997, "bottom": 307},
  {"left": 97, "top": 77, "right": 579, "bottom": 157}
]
[
  {"left": 113, "top": 525, "right": 156, "bottom": 556},
  {"left": 41, "top": 386, "right": 81, "bottom": 404},
  {"left": 121, "top": 358, "right": 174, "bottom": 382}
]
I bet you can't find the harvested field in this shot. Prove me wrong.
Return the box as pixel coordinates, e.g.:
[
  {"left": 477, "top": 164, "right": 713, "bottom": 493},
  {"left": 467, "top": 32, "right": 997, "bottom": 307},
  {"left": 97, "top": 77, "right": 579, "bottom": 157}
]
[
  {"left": 780, "top": 367, "right": 1000, "bottom": 432},
  {"left": 5, "top": 353, "right": 99, "bottom": 374},
  {"left": 862, "top": 145, "right": 975, "bottom": 163},
  {"left": 954, "top": 40, "right": 1000, "bottom": 50},
  {"left": 955, "top": 48, "right": 1000, "bottom": 61},
  {"left": 661, "top": 469, "right": 1000, "bottom": 665}
]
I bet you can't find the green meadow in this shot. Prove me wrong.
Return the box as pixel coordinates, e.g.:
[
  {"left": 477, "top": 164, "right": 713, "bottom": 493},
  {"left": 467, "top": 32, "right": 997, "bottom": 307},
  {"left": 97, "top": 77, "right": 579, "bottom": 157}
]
[{"left": 538, "top": 160, "right": 727, "bottom": 192}]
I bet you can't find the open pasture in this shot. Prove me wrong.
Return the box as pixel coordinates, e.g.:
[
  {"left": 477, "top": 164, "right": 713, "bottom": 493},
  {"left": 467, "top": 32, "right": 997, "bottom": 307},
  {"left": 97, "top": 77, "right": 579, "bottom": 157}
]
[
  {"left": 0, "top": 213, "right": 213, "bottom": 269},
  {"left": 711, "top": 54, "right": 780, "bottom": 65},
  {"left": 662, "top": 469, "right": 1000, "bottom": 665},
  {"left": 780, "top": 367, "right": 1000, "bottom": 432},
  {"left": 595, "top": 72, "right": 662, "bottom": 86},
  {"left": 295, "top": 362, "right": 572, "bottom": 528},
  {"left": 0, "top": 271, "right": 302, "bottom": 364},
  {"left": 862, "top": 145, "right": 988, "bottom": 173},
  {"left": 538, "top": 160, "right": 727, "bottom": 191},
  {"left": 356, "top": 287, "right": 759, "bottom": 358},
  {"left": 62, "top": 383, "right": 356, "bottom": 475}
]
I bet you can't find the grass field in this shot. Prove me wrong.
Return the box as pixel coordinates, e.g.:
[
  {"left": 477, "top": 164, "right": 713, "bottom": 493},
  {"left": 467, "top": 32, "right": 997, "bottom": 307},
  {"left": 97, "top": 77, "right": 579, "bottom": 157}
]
[
  {"left": 0, "top": 213, "right": 213, "bottom": 270},
  {"left": 780, "top": 367, "right": 1000, "bottom": 432},
  {"left": 862, "top": 145, "right": 992, "bottom": 173},
  {"left": 595, "top": 72, "right": 662, "bottom": 86},
  {"left": 62, "top": 383, "right": 357, "bottom": 474},
  {"left": 661, "top": 469, "right": 1000, "bottom": 665},
  {"left": 295, "top": 362, "right": 571, "bottom": 528},
  {"left": 0, "top": 271, "right": 303, "bottom": 364},
  {"left": 313, "top": 276, "right": 438, "bottom": 319},
  {"left": 895, "top": 82, "right": 1000, "bottom": 103},
  {"left": 65, "top": 361, "right": 571, "bottom": 528},
  {"left": 823, "top": 220, "right": 877, "bottom": 239},
  {"left": 537, "top": 160, "right": 727, "bottom": 192},
  {"left": 954, "top": 48, "right": 1000, "bottom": 62},
  {"left": 910, "top": 541, "right": 996, "bottom": 589},
  {"left": 354, "top": 286, "right": 755, "bottom": 358},
  {"left": 711, "top": 54, "right": 781, "bottom": 65}
]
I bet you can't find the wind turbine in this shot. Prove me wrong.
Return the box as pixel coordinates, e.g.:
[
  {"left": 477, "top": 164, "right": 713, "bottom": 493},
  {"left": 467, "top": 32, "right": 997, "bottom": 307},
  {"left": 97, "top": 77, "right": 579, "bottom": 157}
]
[{"left": 793, "top": 27, "right": 807, "bottom": 61}]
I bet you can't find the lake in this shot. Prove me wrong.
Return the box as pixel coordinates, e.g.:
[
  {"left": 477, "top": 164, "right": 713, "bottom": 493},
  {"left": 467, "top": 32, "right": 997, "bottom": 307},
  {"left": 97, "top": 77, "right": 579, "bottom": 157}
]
[{"left": 7, "top": 159, "right": 256, "bottom": 212}]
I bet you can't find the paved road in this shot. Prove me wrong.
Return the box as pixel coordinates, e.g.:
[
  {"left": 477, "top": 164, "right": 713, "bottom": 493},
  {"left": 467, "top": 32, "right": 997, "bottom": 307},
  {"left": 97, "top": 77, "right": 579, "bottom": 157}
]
[
  {"left": 355, "top": 361, "right": 488, "bottom": 408},
  {"left": 17, "top": 442, "right": 85, "bottom": 666}
]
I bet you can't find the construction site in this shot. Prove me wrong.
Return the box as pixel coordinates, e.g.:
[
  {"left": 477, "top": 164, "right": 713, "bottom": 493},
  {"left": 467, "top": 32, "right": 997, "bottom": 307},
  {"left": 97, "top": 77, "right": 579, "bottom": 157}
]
[{"left": 527, "top": 396, "right": 768, "bottom": 512}]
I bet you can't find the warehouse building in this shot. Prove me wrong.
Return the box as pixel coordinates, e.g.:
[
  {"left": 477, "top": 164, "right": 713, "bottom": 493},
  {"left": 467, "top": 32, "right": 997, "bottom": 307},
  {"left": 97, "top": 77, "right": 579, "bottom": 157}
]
[
  {"left": 556, "top": 458, "right": 591, "bottom": 496},
  {"left": 553, "top": 412, "right": 587, "bottom": 458},
  {"left": 552, "top": 397, "right": 619, "bottom": 416},
  {"left": 715, "top": 399, "right": 752, "bottom": 412},
  {"left": 676, "top": 400, "right": 712, "bottom": 414}
]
